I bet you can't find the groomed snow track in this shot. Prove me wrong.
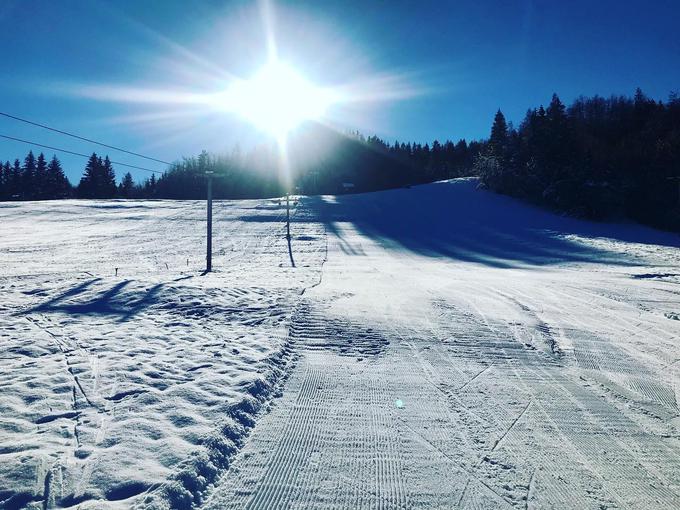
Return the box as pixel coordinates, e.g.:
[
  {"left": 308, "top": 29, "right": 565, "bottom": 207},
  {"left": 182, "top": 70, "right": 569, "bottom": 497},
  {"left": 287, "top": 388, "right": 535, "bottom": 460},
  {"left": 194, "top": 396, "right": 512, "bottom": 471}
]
[{"left": 204, "top": 181, "right": 680, "bottom": 510}]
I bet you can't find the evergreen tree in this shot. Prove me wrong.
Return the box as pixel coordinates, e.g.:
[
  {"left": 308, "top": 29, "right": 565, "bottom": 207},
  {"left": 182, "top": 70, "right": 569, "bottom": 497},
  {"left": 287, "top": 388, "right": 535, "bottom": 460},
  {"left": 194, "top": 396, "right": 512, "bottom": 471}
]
[
  {"left": 0, "top": 161, "right": 8, "bottom": 200},
  {"left": 22, "top": 151, "right": 37, "bottom": 200},
  {"left": 46, "top": 155, "right": 71, "bottom": 199},
  {"left": 453, "top": 139, "right": 470, "bottom": 175},
  {"left": 545, "top": 94, "right": 571, "bottom": 176},
  {"left": 10, "top": 159, "right": 21, "bottom": 200},
  {"left": 546, "top": 93, "right": 566, "bottom": 123},
  {"left": 489, "top": 109, "right": 508, "bottom": 155},
  {"left": 77, "top": 153, "right": 116, "bottom": 199},
  {"left": 77, "top": 153, "right": 99, "bottom": 198},
  {"left": 474, "top": 110, "right": 510, "bottom": 189},
  {"left": 119, "top": 172, "right": 134, "bottom": 198},
  {"left": 102, "top": 156, "right": 117, "bottom": 197},
  {"left": 35, "top": 152, "right": 48, "bottom": 199},
  {"left": 145, "top": 173, "right": 157, "bottom": 198}
]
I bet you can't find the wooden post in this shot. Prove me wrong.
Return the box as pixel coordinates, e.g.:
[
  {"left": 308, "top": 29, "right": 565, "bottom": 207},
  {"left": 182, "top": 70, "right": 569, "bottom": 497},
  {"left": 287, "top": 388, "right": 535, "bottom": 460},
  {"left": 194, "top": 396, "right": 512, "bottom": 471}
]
[
  {"left": 286, "top": 192, "right": 291, "bottom": 240},
  {"left": 206, "top": 171, "right": 213, "bottom": 273}
]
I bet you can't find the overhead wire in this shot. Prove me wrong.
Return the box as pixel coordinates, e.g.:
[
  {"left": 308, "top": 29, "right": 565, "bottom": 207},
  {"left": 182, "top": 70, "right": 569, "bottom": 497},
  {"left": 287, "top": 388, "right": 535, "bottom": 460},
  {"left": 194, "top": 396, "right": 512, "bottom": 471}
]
[
  {"left": 0, "top": 111, "right": 172, "bottom": 165},
  {"left": 0, "top": 134, "right": 165, "bottom": 174}
]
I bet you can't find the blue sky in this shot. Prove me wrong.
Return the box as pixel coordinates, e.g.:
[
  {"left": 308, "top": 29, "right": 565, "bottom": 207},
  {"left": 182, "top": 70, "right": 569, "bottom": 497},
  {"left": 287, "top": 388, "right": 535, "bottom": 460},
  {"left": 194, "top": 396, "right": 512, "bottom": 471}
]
[{"left": 1, "top": 0, "right": 679, "bottom": 183}]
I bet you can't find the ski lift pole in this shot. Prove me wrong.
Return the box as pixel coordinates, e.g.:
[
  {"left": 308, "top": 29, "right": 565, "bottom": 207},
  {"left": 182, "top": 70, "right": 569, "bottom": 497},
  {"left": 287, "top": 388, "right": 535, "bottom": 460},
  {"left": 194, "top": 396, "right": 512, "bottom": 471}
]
[
  {"left": 206, "top": 170, "right": 213, "bottom": 273},
  {"left": 286, "top": 192, "right": 291, "bottom": 240}
]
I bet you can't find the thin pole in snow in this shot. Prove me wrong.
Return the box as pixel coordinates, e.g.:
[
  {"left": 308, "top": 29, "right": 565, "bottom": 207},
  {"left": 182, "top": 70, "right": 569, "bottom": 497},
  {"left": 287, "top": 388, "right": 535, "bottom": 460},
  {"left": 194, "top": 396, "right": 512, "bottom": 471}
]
[
  {"left": 206, "top": 171, "right": 213, "bottom": 273},
  {"left": 286, "top": 192, "right": 291, "bottom": 240}
]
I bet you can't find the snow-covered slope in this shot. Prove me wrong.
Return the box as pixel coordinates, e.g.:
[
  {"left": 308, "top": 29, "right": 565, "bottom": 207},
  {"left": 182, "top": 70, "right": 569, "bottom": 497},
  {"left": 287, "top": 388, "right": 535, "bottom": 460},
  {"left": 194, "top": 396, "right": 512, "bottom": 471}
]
[
  {"left": 2, "top": 179, "right": 680, "bottom": 509},
  {"left": 0, "top": 198, "right": 325, "bottom": 509}
]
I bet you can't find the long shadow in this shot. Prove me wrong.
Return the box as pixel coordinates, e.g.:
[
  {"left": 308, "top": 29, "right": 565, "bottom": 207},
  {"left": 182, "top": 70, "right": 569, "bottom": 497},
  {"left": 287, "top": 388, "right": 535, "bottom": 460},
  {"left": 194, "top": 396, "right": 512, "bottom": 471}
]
[
  {"left": 237, "top": 214, "right": 286, "bottom": 223},
  {"left": 287, "top": 234, "right": 296, "bottom": 267},
  {"left": 238, "top": 200, "right": 365, "bottom": 257},
  {"left": 303, "top": 179, "right": 680, "bottom": 268},
  {"left": 23, "top": 279, "right": 164, "bottom": 322}
]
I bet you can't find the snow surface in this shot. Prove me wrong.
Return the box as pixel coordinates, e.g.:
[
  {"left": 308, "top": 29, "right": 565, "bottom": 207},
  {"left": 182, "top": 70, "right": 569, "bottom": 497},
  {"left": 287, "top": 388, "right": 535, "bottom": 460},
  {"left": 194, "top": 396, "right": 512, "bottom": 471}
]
[{"left": 2, "top": 178, "right": 680, "bottom": 509}]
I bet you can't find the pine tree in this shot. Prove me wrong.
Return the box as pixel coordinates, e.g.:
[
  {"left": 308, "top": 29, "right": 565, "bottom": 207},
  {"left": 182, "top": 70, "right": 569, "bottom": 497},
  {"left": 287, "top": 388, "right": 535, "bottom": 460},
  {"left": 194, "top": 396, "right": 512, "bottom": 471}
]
[
  {"left": 475, "top": 110, "right": 512, "bottom": 191},
  {"left": 22, "top": 151, "right": 37, "bottom": 200},
  {"left": 10, "top": 159, "right": 21, "bottom": 200},
  {"left": 101, "top": 156, "right": 117, "bottom": 197},
  {"left": 145, "top": 173, "right": 157, "bottom": 198},
  {"left": 119, "top": 172, "right": 134, "bottom": 198},
  {"left": 46, "top": 155, "right": 70, "bottom": 199},
  {"left": 545, "top": 94, "right": 572, "bottom": 174},
  {"left": 489, "top": 109, "right": 508, "bottom": 155},
  {"left": 77, "top": 153, "right": 116, "bottom": 198},
  {"left": 35, "top": 152, "right": 48, "bottom": 199},
  {"left": 546, "top": 93, "right": 566, "bottom": 122},
  {"left": 78, "top": 153, "right": 100, "bottom": 198},
  {"left": 0, "top": 161, "right": 9, "bottom": 200}
]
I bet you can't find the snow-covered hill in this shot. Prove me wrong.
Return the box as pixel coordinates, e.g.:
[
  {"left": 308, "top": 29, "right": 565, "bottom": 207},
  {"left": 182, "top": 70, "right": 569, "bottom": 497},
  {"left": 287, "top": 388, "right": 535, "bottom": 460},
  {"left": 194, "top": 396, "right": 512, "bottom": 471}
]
[{"left": 1, "top": 179, "right": 679, "bottom": 509}]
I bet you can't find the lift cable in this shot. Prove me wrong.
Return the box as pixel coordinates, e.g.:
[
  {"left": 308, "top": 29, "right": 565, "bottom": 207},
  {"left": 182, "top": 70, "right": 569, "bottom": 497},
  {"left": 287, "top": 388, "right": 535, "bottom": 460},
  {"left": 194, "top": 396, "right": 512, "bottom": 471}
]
[
  {"left": 0, "top": 133, "right": 164, "bottom": 174},
  {"left": 0, "top": 111, "right": 172, "bottom": 166}
]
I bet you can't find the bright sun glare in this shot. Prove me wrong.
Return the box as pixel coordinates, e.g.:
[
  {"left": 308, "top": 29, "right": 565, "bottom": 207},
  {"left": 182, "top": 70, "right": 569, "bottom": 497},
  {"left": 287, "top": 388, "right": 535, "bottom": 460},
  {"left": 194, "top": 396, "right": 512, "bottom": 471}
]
[
  {"left": 70, "top": 0, "right": 423, "bottom": 162},
  {"left": 216, "top": 60, "right": 336, "bottom": 138}
]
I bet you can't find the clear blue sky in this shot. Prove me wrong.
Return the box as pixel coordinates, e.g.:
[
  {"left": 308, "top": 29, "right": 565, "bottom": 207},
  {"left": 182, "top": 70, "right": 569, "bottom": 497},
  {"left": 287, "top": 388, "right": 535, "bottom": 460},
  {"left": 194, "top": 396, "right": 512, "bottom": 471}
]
[{"left": 1, "top": 0, "right": 679, "bottom": 183}]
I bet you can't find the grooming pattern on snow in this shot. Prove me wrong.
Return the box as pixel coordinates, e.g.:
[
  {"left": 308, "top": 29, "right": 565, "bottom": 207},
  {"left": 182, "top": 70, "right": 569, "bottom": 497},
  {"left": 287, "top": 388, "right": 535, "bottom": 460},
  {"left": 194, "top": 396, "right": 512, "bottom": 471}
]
[
  {"left": 205, "top": 181, "right": 680, "bottom": 509},
  {"left": 2, "top": 180, "right": 680, "bottom": 509}
]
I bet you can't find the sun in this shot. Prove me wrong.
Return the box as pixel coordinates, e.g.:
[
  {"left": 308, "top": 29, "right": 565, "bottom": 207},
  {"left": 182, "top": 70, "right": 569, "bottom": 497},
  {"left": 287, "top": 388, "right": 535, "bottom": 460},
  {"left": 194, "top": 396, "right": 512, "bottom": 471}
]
[{"left": 216, "top": 60, "right": 336, "bottom": 138}]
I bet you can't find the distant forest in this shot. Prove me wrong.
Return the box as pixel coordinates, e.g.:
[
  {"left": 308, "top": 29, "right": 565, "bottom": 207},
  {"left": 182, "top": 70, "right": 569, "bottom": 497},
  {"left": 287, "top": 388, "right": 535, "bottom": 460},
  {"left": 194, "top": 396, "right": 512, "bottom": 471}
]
[
  {"left": 0, "top": 123, "right": 480, "bottom": 201},
  {"left": 1, "top": 88, "right": 679, "bottom": 231},
  {"left": 476, "top": 89, "right": 680, "bottom": 231}
]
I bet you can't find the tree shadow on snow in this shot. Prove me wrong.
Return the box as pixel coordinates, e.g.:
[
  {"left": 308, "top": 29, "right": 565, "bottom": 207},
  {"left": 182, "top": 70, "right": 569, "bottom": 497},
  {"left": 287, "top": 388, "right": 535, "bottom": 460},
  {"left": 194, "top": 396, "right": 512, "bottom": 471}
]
[
  {"left": 304, "top": 179, "right": 680, "bottom": 268},
  {"left": 22, "top": 278, "right": 164, "bottom": 322}
]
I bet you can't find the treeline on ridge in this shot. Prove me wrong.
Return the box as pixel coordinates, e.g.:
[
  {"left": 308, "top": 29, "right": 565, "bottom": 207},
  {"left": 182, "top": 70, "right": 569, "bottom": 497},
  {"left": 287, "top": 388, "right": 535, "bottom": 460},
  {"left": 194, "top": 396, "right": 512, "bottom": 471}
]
[
  {"left": 152, "top": 124, "right": 480, "bottom": 199},
  {"left": 476, "top": 88, "right": 680, "bottom": 231},
  {"left": 0, "top": 123, "right": 480, "bottom": 200},
  {"left": 2, "top": 89, "right": 679, "bottom": 232}
]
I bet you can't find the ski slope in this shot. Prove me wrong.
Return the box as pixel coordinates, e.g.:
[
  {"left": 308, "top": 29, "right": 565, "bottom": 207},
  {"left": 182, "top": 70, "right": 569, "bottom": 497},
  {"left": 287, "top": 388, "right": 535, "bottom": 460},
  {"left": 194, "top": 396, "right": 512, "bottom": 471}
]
[{"left": 1, "top": 179, "right": 680, "bottom": 509}]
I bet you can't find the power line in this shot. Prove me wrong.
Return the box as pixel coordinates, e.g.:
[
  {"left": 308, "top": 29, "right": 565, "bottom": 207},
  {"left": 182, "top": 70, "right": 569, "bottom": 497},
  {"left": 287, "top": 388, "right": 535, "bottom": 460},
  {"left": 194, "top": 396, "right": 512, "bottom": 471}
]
[
  {"left": 0, "top": 111, "right": 172, "bottom": 165},
  {"left": 0, "top": 134, "right": 164, "bottom": 174}
]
